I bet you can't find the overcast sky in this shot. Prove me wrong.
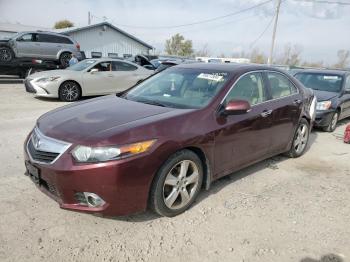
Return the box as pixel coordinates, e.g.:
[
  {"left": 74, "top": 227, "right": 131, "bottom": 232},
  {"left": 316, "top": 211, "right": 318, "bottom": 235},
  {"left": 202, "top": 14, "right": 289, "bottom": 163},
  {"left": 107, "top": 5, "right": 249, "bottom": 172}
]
[{"left": 0, "top": 0, "right": 349, "bottom": 63}]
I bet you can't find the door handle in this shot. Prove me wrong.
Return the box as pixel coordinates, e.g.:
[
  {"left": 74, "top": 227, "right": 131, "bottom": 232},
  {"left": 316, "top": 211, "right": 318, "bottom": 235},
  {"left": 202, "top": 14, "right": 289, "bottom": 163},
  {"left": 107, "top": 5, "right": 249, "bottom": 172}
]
[
  {"left": 293, "top": 99, "right": 302, "bottom": 105},
  {"left": 260, "top": 109, "right": 273, "bottom": 118}
]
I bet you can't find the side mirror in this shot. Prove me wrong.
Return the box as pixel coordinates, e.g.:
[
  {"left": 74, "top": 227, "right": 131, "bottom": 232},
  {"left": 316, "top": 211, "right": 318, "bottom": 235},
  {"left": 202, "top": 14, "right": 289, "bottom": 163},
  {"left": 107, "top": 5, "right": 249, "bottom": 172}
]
[
  {"left": 222, "top": 100, "right": 251, "bottom": 116},
  {"left": 90, "top": 68, "right": 99, "bottom": 74}
]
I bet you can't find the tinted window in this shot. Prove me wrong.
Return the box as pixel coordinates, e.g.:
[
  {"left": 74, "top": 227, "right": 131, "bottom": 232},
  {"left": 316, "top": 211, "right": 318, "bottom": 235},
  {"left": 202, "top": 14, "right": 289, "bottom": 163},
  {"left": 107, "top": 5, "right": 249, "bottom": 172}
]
[
  {"left": 267, "top": 72, "right": 298, "bottom": 99},
  {"left": 225, "top": 72, "right": 267, "bottom": 106},
  {"left": 37, "top": 34, "right": 57, "bottom": 43},
  {"left": 17, "top": 33, "right": 34, "bottom": 42},
  {"left": 112, "top": 61, "right": 137, "bottom": 71},
  {"left": 58, "top": 36, "right": 73, "bottom": 44},
  {"left": 295, "top": 73, "right": 343, "bottom": 93},
  {"left": 125, "top": 69, "right": 230, "bottom": 109}
]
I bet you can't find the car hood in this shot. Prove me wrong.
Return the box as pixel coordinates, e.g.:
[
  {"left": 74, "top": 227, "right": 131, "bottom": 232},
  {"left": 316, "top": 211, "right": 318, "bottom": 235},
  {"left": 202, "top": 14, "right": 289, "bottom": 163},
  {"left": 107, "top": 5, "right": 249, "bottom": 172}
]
[
  {"left": 28, "top": 69, "right": 81, "bottom": 79},
  {"left": 312, "top": 90, "right": 338, "bottom": 101},
  {"left": 37, "top": 95, "right": 178, "bottom": 144}
]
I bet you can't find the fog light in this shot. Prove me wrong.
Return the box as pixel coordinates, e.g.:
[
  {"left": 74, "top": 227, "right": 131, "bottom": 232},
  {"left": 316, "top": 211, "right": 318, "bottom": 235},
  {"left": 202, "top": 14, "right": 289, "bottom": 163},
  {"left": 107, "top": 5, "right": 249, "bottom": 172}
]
[
  {"left": 84, "top": 192, "right": 106, "bottom": 207},
  {"left": 75, "top": 192, "right": 106, "bottom": 207}
]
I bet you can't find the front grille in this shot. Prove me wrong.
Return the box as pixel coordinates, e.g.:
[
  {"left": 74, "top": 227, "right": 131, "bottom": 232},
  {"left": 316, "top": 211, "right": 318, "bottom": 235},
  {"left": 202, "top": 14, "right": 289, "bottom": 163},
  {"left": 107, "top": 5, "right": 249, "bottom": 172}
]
[
  {"left": 24, "top": 79, "right": 36, "bottom": 93},
  {"left": 27, "top": 139, "right": 59, "bottom": 164},
  {"left": 41, "top": 178, "right": 60, "bottom": 197}
]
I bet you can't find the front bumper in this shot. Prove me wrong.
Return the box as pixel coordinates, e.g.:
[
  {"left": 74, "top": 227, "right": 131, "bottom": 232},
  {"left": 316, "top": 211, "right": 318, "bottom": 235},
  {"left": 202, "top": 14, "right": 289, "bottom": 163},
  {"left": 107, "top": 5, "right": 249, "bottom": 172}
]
[
  {"left": 23, "top": 136, "right": 158, "bottom": 216},
  {"left": 24, "top": 78, "right": 59, "bottom": 98},
  {"left": 314, "top": 110, "right": 335, "bottom": 127}
]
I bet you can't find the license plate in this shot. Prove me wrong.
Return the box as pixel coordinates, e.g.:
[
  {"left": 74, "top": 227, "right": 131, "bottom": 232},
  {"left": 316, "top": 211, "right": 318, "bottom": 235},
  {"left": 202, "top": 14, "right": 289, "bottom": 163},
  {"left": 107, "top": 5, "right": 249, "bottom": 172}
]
[{"left": 25, "top": 161, "right": 40, "bottom": 183}]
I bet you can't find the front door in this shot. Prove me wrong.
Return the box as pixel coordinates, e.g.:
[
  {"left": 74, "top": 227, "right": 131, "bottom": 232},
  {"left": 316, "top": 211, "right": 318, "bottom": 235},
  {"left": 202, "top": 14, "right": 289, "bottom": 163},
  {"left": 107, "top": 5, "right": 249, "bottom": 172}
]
[
  {"left": 14, "top": 33, "right": 41, "bottom": 58},
  {"left": 340, "top": 75, "right": 350, "bottom": 118},
  {"left": 264, "top": 71, "right": 303, "bottom": 153},
  {"left": 214, "top": 72, "right": 273, "bottom": 177}
]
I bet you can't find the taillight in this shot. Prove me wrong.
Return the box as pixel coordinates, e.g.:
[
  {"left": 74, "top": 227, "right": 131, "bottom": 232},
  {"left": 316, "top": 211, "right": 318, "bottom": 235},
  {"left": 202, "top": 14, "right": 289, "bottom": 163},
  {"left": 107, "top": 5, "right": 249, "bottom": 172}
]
[{"left": 76, "top": 43, "right": 80, "bottom": 51}]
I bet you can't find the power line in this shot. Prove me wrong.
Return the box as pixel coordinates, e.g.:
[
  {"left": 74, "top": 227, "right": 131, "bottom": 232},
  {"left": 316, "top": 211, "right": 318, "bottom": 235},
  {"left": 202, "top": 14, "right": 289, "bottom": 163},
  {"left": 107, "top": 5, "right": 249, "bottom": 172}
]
[
  {"left": 104, "top": 0, "right": 275, "bottom": 29},
  {"left": 292, "top": 0, "right": 350, "bottom": 5},
  {"left": 249, "top": 13, "right": 275, "bottom": 48}
]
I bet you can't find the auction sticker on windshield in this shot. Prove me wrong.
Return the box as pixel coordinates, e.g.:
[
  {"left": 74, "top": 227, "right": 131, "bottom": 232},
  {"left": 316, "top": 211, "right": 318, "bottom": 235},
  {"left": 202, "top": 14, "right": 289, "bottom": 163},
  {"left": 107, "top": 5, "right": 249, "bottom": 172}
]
[{"left": 198, "top": 73, "right": 224, "bottom": 82}]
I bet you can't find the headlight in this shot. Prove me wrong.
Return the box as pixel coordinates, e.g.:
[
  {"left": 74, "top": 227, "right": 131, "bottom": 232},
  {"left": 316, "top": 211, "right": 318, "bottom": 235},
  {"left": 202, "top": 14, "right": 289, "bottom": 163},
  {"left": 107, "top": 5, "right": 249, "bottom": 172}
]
[
  {"left": 36, "top": 76, "right": 61, "bottom": 82},
  {"left": 316, "top": 101, "right": 332, "bottom": 110},
  {"left": 71, "top": 139, "right": 156, "bottom": 163}
]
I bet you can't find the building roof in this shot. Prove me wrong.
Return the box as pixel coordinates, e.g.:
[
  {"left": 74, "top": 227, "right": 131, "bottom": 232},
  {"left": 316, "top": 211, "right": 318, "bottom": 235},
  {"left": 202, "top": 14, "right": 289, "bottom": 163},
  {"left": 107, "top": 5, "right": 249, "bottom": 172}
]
[
  {"left": 0, "top": 22, "right": 50, "bottom": 33},
  {"left": 55, "top": 22, "right": 153, "bottom": 50}
]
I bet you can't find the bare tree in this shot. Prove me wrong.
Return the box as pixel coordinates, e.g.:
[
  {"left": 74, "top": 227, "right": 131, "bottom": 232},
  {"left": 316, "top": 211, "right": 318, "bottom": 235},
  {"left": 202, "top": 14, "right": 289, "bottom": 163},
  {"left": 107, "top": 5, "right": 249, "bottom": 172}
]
[
  {"left": 333, "top": 50, "right": 350, "bottom": 69},
  {"left": 195, "top": 43, "right": 211, "bottom": 57},
  {"left": 250, "top": 48, "right": 267, "bottom": 64},
  {"left": 276, "top": 44, "right": 302, "bottom": 66},
  {"left": 302, "top": 60, "right": 325, "bottom": 68}
]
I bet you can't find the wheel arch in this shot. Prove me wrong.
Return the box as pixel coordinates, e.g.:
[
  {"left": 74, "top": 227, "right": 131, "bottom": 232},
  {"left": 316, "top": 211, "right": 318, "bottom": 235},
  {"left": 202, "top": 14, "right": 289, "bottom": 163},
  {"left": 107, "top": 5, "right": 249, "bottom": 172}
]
[
  {"left": 56, "top": 50, "right": 72, "bottom": 60},
  {"left": 183, "top": 146, "right": 212, "bottom": 190}
]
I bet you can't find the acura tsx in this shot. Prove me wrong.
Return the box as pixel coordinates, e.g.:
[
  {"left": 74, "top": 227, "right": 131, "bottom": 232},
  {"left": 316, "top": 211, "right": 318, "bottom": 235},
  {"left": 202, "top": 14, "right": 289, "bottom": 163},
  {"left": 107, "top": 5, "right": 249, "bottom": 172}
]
[{"left": 24, "top": 63, "right": 316, "bottom": 217}]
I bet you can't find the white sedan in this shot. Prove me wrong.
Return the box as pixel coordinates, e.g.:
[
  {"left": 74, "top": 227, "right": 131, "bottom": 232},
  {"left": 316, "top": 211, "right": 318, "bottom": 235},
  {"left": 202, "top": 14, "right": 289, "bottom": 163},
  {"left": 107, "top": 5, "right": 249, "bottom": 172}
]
[{"left": 24, "top": 58, "right": 153, "bottom": 101}]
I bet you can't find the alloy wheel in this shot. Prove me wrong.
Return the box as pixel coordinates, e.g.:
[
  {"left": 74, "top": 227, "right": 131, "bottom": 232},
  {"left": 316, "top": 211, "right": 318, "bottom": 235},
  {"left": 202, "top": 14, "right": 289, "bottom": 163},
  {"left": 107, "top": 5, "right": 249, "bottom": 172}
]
[
  {"left": 61, "top": 82, "right": 79, "bottom": 101},
  {"left": 60, "top": 53, "right": 71, "bottom": 67},
  {"left": 0, "top": 48, "right": 12, "bottom": 61},
  {"left": 330, "top": 112, "right": 338, "bottom": 131},
  {"left": 293, "top": 123, "right": 309, "bottom": 154},
  {"left": 163, "top": 160, "right": 200, "bottom": 210}
]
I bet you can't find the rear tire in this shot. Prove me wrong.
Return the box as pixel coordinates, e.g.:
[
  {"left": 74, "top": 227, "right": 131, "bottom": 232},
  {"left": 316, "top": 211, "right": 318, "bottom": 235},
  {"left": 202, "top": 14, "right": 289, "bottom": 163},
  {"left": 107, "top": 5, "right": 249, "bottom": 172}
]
[
  {"left": 149, "top": 150, "right": 203, "bottom": 217},
  {"left": 322, "top": 112, "right": 338, "bottom": 132},
  {"left": 58, "top": 81, "right": 81, "bottom": 102},
  {"left": 59, "top": 52, "right": 71, "bottom": 68},
  {"left": 0, "top": 46, "right": 14, "bottom": 62},
  {"left": 286, "top": 118, "right": 310, "bottom": 158}
]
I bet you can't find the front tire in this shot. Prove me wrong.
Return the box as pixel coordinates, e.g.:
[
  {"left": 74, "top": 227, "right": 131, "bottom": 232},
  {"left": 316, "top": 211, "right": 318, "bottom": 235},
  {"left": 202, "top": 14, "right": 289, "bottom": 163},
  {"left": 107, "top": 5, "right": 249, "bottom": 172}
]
[
  {"left": 0, "top": 46, "right": 14, "bottom": 62},
  {"left": 286, "top": 118, "right": 310, "bottom": 158},
  {"left": 59, "top": 81, "right": 81, "bottom": 102},
  {"left": 322, "top": 111, "right": 338, "bottom": 132},
  {"left": 149, "top": 150, "right": 203, "bottom": 217}
]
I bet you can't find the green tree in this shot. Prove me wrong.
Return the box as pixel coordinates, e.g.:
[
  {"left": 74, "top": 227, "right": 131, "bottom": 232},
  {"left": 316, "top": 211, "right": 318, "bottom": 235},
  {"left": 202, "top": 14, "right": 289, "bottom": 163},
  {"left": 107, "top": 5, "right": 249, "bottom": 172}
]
[
  {"left": 165, "top": 34, "right": 194, "bottom": 57},
  {"left": 54, "top": 20, "right": 74, "bottom": 29}
]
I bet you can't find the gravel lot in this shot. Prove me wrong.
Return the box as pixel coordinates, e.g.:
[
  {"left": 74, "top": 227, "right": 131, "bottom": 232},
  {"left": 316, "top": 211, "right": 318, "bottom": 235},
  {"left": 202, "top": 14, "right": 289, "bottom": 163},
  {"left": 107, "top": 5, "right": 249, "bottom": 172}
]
[{"left": 0, "top": 82, "right": 349, "bottom": 262}]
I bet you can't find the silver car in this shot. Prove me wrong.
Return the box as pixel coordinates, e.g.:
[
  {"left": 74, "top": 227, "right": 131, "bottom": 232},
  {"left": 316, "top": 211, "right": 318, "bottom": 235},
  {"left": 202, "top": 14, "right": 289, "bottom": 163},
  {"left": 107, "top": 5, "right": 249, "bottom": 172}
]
[{"left": 0, "top": 31, "right": 81, "bottom": 67}]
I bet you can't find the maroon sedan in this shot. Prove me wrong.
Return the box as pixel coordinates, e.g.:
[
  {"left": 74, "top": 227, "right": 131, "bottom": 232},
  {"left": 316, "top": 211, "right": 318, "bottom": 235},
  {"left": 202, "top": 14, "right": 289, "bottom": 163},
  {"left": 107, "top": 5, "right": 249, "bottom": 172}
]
[{"left": 24, "top": 63, "right": 316, "bottom": 217}]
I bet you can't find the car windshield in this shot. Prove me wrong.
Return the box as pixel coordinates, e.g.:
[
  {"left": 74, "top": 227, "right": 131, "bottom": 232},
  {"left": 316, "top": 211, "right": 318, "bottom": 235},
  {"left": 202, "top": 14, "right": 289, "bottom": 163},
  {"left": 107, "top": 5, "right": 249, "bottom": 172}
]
[
  {"left": 295, "top": 72, "right": 344, "bottom": 92},
  {"left": 124, "top": 68, "right": 230, "bottom": 109},
  {"left": 67, "top": 59, "right": 97, "bottom": 71}
]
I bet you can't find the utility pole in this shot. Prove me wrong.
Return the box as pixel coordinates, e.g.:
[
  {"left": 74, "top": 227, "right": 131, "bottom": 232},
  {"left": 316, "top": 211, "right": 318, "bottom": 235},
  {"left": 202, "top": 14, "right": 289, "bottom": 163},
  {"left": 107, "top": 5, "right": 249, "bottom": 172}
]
[
  {"left": 88, "top": 11, "right": 91, "bottom": 25},
  {"left": 268, "top": 0, "right": 281, "bottom": 65}
]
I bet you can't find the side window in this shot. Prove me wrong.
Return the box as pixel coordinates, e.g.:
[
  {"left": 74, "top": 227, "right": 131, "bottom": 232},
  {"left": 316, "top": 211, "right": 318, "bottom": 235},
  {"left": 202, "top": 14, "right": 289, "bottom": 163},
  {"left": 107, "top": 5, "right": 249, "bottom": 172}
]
[
  {"left": 37, "top": 34, "right": 57, "bottom": 43},
  {"left": 58, "top": 36, "right": 73, "bottom": 44},
  {"left": 225, "top": 72, "right": 267, "bottom": 106},
  {"left": 345, "top": 75, "right": 350, "bottom": 91},
  {"left": 17, "top": 33, "right": 34, "bottom": 42},
  {"left": 267, "top": 72, "right": 298, "bottom": 99},
  {"left": 91, "top": 62, "right": 112, "bottom": 72},
  {"left": 112, "top": 61, "right": 137, "bottom": 71}
]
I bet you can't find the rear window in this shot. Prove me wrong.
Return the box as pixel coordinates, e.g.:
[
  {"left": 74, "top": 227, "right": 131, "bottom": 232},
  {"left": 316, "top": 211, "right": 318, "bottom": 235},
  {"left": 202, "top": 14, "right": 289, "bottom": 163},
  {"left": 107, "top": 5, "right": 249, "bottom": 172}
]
[{"left": 295, "top": 73, "right": 343, "bottom": 92}]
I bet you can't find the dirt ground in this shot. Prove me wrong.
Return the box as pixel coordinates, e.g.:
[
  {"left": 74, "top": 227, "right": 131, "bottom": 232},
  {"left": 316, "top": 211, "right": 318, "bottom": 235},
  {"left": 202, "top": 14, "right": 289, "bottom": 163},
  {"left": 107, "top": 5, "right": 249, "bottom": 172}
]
[{"left": 0, "top": 82, "right": 349, "bottom": 262}]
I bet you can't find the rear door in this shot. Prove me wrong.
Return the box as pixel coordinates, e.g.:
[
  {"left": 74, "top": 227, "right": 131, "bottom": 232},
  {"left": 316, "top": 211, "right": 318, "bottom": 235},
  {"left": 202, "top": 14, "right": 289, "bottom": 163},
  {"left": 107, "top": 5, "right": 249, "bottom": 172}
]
[
  {"left": 36, "top": 33, "right": 59, "bottom": 59},
  {"left": 14, "top": 33, "right": 41, "bottom": 58},
  {"left": 264, "top": 71, "right": 303, "bottom": 154},
  {"left": 111, "top": 61, "right": 146, "bottom": 91},
  {"left": 214, "top": 72, "right": 274, "bottom": 176}
]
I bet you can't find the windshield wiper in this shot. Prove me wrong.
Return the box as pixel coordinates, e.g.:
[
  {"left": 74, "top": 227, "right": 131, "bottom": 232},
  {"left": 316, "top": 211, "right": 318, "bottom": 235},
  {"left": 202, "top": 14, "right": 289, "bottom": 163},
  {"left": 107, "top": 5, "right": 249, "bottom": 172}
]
[{"left": 134, "top": 98, "right": 168, "bottom": 107}]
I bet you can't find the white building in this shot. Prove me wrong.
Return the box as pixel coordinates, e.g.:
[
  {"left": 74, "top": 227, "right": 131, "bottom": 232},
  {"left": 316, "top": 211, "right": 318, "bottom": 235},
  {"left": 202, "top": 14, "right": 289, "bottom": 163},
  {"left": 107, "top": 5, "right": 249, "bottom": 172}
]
[
  {"left": 56, "top": 22, "right": 153, "bottom": 58},
  {"left": 0, "top": 22, "right": 153, "bottom": 58}
]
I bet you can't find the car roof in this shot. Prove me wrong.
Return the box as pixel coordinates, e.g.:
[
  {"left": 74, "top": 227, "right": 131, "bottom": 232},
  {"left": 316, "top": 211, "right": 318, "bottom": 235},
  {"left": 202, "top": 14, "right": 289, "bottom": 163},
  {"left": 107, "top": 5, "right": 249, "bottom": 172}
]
[
  {"left": 175, "top": 62, "right": 286, "bottom": 73},
  {"left": 294, "top": 69, "right": 349, "bottom": 76},
  {"left": 86, "top": 58, "right": 138, "bottom": 63}
]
